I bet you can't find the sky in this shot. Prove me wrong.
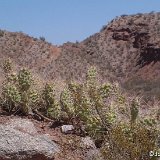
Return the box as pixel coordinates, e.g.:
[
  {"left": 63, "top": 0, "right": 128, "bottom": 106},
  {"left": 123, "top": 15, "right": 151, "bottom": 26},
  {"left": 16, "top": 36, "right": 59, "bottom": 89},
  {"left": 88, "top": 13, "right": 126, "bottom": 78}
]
[{"left": 0, "top": 0, "right": 160, "bottom": 45}]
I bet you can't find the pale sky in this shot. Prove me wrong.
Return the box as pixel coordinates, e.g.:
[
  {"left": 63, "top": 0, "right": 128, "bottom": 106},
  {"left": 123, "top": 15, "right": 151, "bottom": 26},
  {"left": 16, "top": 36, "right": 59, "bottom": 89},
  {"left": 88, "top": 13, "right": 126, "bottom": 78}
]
[{"left": 0, "top": 0, "right": 159, "bottom": 45}]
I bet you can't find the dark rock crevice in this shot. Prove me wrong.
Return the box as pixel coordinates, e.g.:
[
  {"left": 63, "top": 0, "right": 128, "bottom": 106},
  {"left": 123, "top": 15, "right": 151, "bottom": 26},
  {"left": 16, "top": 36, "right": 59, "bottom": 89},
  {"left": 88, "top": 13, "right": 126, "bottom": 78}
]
[{"left": 137, "top": 47, "right": 160, "bottom": 67}]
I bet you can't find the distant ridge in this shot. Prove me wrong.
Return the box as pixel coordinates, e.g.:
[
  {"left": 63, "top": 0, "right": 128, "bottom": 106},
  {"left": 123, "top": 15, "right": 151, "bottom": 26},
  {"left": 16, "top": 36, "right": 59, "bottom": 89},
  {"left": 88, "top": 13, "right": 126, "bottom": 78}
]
[{"left": 0, "top": 12, "right": 160, "bottom": 97}]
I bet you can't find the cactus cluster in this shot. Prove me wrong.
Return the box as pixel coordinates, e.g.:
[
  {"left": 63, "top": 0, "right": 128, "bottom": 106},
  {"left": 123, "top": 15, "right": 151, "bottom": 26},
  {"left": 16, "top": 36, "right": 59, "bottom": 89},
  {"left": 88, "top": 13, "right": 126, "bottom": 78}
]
[
  {"left": 1, "top": 59, "right": 39, "bottom": 114},
  {"left": 42, "top": 83, "right": 61, "bottom": 120},
  {"left": 0, "top": 59, "right": 159, "bottom": 159}
]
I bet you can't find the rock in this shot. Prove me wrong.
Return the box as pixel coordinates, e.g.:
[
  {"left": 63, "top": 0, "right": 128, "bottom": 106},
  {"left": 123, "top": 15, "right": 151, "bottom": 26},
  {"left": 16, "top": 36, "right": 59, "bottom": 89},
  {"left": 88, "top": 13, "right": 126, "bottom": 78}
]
[
  {"left": 61, "top": 125, "right": 74, "bottom": 134},
  {"left": 81, "top": 137, "right": 104, "bottom": 160},
  {"left": 7, "top": 118, "right": 37, "bottom": 135},
  {"left": 85, "top": 149, "right": 104, "bottom": 160},
  {"left": 112, "top": 31, "right": 130, "bottom": 41},
  {"left": 0, "top": 118, "right": 60, "bottom": 160},
  {"left": 81, "top": 136, "right": 96, "bottom": 149}
]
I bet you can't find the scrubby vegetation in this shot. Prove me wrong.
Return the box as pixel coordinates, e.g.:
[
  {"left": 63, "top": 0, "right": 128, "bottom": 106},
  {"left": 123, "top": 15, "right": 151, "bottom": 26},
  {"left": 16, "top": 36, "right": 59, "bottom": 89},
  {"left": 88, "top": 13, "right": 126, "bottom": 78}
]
[
  {"left": 0, "top": 59, "right": 160, "bottom": 160},
  {"left": 1, "top": 13, "right": 160, "bottom": 98},
  {"left": 39, "top": 36, "right": 46, "bottom": 41},
  {"left": 1, "top": 58, "right": 39, "bottom": 114},
  {"left": 123, "top": 76, "right": 160, "bottom": 99}
]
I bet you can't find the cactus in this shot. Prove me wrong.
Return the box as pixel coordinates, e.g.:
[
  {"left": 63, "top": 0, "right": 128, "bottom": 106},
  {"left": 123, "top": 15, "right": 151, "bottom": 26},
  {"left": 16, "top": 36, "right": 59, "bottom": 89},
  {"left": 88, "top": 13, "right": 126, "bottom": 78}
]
[
  {"left": 2, "top": 58, "right": 12, "bottom": 74},
  {"left": 1, "top": 62, "right": 159, "bottom": 160},
  {"left": 2, "top": 84, "right": 21, "bottom": 112},
  {"left": 18, "top": 68, "right": 33, "bottom": 92},
  {"left": 130, "top": 98, "right": 139, "bottom": 125},
  {"left": 1, "top": 60, "right": 39, "bottom": 114},
  {"left": 42, "top": 83, "right": 61, "bottom": 120}
]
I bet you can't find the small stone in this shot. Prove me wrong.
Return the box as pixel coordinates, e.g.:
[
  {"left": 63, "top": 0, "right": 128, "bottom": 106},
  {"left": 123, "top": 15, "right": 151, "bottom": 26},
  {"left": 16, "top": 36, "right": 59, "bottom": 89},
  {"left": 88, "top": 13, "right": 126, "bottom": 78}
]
[{"left": 61, "top": 125, "right": 74, "bottom": 134}]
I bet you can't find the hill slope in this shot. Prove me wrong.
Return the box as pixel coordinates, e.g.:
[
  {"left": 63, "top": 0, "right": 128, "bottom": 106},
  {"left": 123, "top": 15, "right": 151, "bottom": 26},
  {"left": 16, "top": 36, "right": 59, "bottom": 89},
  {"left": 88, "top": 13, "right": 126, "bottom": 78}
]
[
  {"left": 0, "top": 31, "right": 60, "bottom": 82},
  {"left": 0, "top": 12, "right": 160, "bottom": 97}
]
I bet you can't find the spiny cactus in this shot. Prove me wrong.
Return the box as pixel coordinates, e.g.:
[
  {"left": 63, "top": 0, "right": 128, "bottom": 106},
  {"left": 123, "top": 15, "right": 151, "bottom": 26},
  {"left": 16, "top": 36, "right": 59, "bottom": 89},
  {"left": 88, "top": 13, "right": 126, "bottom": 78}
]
[
  {"left": 18, "top": 68, "right": 33, "bottom": 92},
  {"left": 60, "top": 67, "right": 159, "bottom": 160},
  {"left": 101, "top": 121, "right": 159, "bottom": 160},
  {"left": 42, "top": 83, "right": 61, "bottom": 120},
  {"left": 2, "top": 58, "right": 12, "bottom": 74},
  {"left": 1, "top": 59, "right": 39, "bottom": 114},
  {"left": 130, "top": 98, "right": 139, "bottom": 125},
  {"left": 1, "top": 61, "right": 159, "bottom": 159},
  {"left": 2, "top": 84, "right": 21, "bottom": 112},
  {"left": 60, "top": 87, "right": 75, "bottom": 119}
]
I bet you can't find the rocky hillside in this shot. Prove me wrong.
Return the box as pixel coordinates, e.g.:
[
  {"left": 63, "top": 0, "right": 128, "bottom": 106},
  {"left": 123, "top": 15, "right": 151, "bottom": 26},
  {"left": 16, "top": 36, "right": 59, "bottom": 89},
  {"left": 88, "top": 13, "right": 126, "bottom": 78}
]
[
  {"left": 0, "top": 31, "right": 61, "bottom": 83},
  {"left": 0, "top": 12, "right": 160, "bottom": 97}
]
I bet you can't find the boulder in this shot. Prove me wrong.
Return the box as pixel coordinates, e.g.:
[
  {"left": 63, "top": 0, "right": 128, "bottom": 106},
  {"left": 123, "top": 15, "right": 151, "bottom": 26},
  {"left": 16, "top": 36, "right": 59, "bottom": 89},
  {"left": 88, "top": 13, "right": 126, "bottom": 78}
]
[
  {"left": 0, "top": 118, "right": 59, "bottom": 160},
  {"left": 81, "top": 136, "right": 96, "bottom": 149},
  {"left": 81, "top": 137, "right": 104, "bottom": 160}
]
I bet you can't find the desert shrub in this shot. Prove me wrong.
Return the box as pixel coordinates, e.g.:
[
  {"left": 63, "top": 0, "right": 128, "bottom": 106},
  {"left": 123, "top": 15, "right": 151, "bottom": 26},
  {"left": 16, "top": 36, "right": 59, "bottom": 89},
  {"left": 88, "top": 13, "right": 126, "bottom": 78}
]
[
  {"left": 123, "top": 77, "right": 160, "bottom": 99},
  {"left": 39, "top": 36, "right": 45, "bottom": 41},
  {"left": 100, "top": 98, "right": 159, "bottom": 160},
  {"left": 2, "top": 84, "right": 21, "bottom": 112},
  {"left": 60, "top": 67, "right": 160, "bottom": 160},
  {"left": 1, "top": 59, "right": 39, "bottom": 114},
  {"left": 121, "top": 14, "right": 128, "bottom": 17},
  {"left": 101, "top": 121, "right": 159, "bottom": 160},
  {"left": 60, "top": 67, "right": 109, "bottom": 136},
  {"left": 42, "top": 83, "right": 61, "bottom": 120},
  {"left": 0, "top": 30, "right": 4, "bottom": 37},
  {"left": 18, "top": 69, "right": 39, "bottom": 114},
  {"left": 1, "top": 61, "right": 159, "bottom": 159},
  {"left": 100, "top": 25, "right": 107, "bottom": 32},
  {"left": 60, "top": 67, "right": 123, "bottom": 136}
]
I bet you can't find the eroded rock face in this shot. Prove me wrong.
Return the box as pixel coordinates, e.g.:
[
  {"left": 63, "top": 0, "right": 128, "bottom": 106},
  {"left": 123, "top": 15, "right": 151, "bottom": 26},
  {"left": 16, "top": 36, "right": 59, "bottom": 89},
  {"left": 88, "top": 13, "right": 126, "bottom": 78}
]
[
  {"left": 112, "top": 31, "right": 130, "bottom": 41},
  {"left": 0, "top": 118, "right": 59, "bottom": 160},
  {"left": 139, "top": 47, "right": 160, "bottom": 65}
]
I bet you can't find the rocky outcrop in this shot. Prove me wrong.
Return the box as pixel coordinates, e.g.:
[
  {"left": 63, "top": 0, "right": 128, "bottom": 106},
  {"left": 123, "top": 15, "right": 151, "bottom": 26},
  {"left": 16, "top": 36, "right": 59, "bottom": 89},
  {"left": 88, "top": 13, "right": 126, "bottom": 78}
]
[
  {"left": 0, "top": 118, "right": 59, "bottom": 160},
  {"left": 112, "top": 26, "right": 131, "bottom": 41},
  {"left": 132, "top": 31, "right": 149, "bottom": 48},
  {"left": 112, "top": 31, "right": 130, "bottom": 41},
  {"left": 138, "top": 46, "right": 160, "bottom": 67}
]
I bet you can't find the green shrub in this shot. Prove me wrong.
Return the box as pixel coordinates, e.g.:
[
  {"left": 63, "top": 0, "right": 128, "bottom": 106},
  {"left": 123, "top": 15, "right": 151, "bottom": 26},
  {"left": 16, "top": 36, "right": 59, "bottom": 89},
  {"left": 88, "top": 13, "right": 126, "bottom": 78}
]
[
  {"left": 60, "top": 67, "right": 121, "bottom": 137},
  {"left": 60, "top": 67, "right": 160, "bottom": 160},
  {"left": 39, "top": 36, "right": 45, "bottom": 41},
  {"left": 1, "top": 59, "right": 39, "bottom": 114},
  {"left": 2, "top": 84, "right": 21, "bottom": 112},
  {"left": 101, "top": 121, "right": 159, "bottom": 160},
  {"left": 1, "top": 61, "right": 159, "bottom": 159},
  {"left": 42, "top": 83, "right": 61, "bottom": 120},
  {"left": 0, "top": 30, "right": 4, "bottom": 37}
]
